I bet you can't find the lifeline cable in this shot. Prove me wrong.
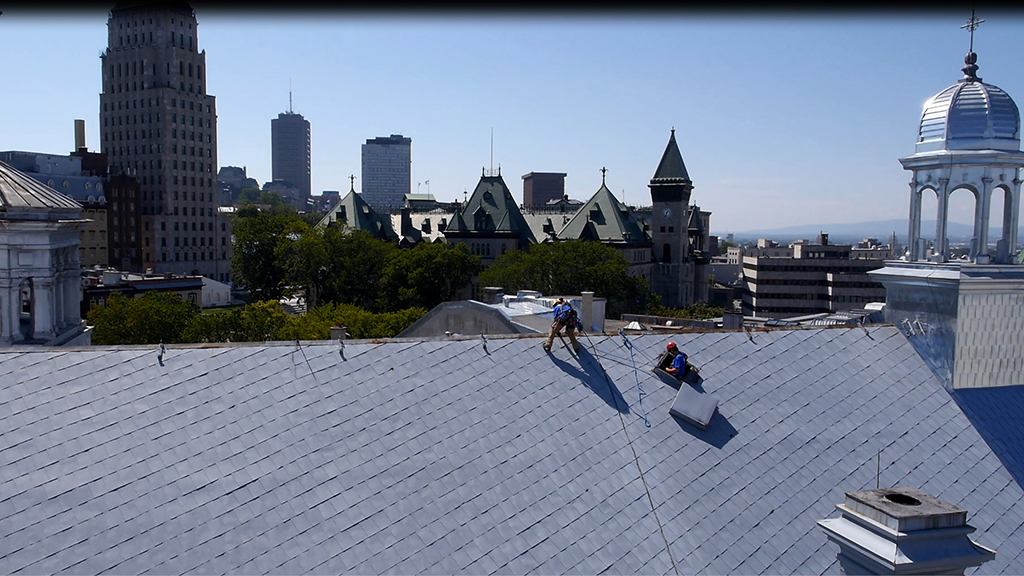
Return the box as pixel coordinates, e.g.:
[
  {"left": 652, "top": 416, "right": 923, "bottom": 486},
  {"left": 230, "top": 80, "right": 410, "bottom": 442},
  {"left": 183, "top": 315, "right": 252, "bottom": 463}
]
[
  {"left": 294, "top": 340, "right": 320, "bottom": 386},
  {"left": 617, "top": 329, "right": 651, "bottom": 428},
  {"left": 579, "top": 331, "right": 680, "bottom": 575}
]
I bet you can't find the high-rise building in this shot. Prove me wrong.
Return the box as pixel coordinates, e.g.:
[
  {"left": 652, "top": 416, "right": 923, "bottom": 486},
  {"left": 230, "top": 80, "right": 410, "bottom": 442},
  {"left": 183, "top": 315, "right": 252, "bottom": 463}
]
[
  {"left": 271, "top": 106, "right": 311, "bottom": 204},
  {"left": 99, "top": 1, "right": 232, "bottom": 282},
  {"left": 521, "top": 172, "right": 566, "bottom": 208},
  {"left": 361, "top": 134, "right": 411, "bottom": 211}
]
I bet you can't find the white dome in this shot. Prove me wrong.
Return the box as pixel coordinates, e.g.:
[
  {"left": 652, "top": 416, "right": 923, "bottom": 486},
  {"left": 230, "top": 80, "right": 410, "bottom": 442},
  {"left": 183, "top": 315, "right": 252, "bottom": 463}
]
[{"left": 916, "top": 58, "right": 1020, "bottom": 153}]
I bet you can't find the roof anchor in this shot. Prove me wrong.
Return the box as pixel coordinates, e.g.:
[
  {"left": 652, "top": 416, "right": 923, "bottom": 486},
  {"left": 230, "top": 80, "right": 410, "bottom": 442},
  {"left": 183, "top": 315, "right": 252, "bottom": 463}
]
[
  {"left": 481, "top": 333, "right": 488, "bottom": 353},
  {"left": 157, "top": 341, "right": 165, "bottom": 366}
]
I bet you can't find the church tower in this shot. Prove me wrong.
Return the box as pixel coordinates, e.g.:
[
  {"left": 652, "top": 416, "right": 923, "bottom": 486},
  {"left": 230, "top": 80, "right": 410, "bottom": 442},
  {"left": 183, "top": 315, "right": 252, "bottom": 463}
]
[{"left": 649, "top": 129, "right": 698, "bottom": 307}]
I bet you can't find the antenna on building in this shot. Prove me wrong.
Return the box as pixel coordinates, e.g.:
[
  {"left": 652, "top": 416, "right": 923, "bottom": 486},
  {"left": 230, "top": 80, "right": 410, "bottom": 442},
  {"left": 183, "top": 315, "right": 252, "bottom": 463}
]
[{"left": 288, "top": 78, "right": 293, "bottom": 113}]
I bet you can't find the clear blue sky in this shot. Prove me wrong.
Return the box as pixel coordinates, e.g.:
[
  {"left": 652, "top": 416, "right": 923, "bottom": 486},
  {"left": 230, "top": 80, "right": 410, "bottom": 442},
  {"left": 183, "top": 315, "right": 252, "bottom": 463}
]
[{"left": 3, "top": 9, "right": 1024, "bottom": 234}]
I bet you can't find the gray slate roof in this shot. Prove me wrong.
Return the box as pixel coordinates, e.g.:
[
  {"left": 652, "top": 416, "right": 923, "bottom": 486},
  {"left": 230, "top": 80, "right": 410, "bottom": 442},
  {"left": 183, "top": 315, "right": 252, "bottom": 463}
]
[
  {"left": 0, "top": 160, "right": 82, "bottom": 216},
  {"left": 2, "top": 326, "right": 1023, "bottom": 575}
]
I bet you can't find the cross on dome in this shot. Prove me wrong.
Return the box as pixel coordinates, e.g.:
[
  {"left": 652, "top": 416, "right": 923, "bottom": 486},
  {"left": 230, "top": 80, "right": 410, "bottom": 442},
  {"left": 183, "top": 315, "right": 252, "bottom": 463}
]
[{"left": 960, "top": 10, "right": 984, "bottom": 81}]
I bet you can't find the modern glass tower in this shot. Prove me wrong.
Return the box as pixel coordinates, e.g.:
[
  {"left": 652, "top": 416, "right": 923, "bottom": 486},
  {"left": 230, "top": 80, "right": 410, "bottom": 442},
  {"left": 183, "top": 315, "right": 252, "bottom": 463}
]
[
  {"left": 271, "top": 106, "right": 311, "bottom": 205},
  {"left": 361, "top": 134, "right": 411, "bottom": 211}
]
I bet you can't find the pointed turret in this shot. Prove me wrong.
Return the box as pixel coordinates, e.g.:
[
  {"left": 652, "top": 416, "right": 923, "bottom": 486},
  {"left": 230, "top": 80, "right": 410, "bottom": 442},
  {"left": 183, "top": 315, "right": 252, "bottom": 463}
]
[
  {"left": 651, "top": 128, "right": 691, "bottom": 183},
  {"left": 649, "top": 128, "right": 693, "bottom": 206}
]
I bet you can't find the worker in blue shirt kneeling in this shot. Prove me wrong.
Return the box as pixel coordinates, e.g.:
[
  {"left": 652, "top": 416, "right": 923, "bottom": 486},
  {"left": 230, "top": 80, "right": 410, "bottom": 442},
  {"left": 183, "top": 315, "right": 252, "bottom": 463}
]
[{"left": 664, "top": 341, "right": 691, "bottom": 381}]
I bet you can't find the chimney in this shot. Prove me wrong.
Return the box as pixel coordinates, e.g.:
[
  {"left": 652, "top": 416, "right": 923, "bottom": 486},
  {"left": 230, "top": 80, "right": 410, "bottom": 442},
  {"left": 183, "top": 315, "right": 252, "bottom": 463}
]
[
  {"left": 74, "top": 119, "right": 87, "bottom": 151},
  {"left": 330, "top": 325, "right": 348, "bottom": 340},
  {"left": 818, "top": 486, "right": 995, "bottom": 575},
  {"left": 581, "top": 291, "right": 593, "bottom": 332},
  {"left": 723, "top": 310, "right": 743, "bottom": 330},
  {"left": 481, "top": 287, "right": 503, "bottom": 305}
]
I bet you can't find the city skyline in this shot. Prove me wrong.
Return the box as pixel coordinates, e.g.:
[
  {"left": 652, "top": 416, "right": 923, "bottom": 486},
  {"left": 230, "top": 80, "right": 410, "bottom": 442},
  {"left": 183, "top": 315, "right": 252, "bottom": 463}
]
[{"left": 4, "top": 9, "right": 1024, "bottom": 233}]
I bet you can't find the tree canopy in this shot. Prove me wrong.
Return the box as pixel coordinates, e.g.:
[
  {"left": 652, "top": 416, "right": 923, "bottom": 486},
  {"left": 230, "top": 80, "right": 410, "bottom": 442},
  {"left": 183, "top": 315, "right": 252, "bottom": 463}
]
[
  {"left": 89, "top": 297, "right": 426, "bottom": 345},
  {"left": 88, "top": 292, "right": 199, "bottom": 345},
  {"left": 231, "top": 209, "right": 307, "bottom": 302},
  {"left": 477, "top": 239, "right": 653, "bottom": 317}
]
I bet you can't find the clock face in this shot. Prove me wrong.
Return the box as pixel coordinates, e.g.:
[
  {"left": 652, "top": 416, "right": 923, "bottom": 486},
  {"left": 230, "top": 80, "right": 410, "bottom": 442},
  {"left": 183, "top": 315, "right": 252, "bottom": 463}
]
[{"left": 662, "top": 208, "right": 672, "bottom": 218}]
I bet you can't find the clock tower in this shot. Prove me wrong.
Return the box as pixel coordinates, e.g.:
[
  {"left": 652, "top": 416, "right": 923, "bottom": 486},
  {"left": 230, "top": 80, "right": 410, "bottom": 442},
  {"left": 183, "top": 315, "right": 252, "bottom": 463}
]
[{"left": 649, "top": 129, "right": 697, "bottom": 307}]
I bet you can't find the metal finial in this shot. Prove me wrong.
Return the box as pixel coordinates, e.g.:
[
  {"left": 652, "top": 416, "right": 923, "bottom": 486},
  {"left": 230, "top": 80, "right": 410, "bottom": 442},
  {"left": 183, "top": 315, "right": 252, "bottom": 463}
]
[
  {"left": 600, "top": 166, "right": 607, "bottom": 185},
  {"left": 349, "top": 174, "right": 355, "bottom": 192},
  {"left": 671, "top": 126, "right": 675, "bottom": 137},
  {"left": 960, "top": 10, "right": 984, "bottom": 81}
]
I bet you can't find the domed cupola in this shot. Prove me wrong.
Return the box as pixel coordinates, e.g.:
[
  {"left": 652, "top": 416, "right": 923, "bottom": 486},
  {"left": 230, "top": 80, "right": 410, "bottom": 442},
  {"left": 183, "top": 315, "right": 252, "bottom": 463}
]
[
  {"left": 916, "top": 52, "right": 1021, "bottom": 154},
  {"left": 900, "top": 14, "right": 1024, "bottom": 266}
]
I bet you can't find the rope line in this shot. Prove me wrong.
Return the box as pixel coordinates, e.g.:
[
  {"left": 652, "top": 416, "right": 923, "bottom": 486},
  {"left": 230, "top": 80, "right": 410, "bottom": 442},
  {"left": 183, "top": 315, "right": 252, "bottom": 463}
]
[
  {"left": 580, "top": 331, "right": 680, "bottom": 576},
  {"left": 618, "top": 329, "right": 650, "bottom": 428},
  {"left": 294, "top": 340, "right": 320, "bottom": 386}
]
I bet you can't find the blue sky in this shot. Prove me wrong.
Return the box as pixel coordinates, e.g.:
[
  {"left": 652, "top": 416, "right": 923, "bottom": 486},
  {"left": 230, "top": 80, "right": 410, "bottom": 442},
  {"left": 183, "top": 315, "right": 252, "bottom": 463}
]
[{"left": 3, "top": 9, "right": 1024, "bottom": 234}]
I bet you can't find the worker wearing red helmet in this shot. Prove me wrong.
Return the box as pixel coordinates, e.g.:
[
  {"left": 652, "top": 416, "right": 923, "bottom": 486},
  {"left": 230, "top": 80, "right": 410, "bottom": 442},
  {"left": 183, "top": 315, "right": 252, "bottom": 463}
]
[{"left": 664, "top": 341, "right": 690, "bottom": 380}]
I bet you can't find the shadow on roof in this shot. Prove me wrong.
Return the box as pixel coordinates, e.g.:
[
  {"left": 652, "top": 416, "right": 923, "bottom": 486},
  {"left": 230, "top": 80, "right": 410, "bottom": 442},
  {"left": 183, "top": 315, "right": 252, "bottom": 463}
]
[
  {"left": 952, "top": 385, "right": 1024, "bottom": 487},
  {"left": 672, "top": 409, "right": 738, "bottom": 449},
  {"left": 548, "top": 346, "right": 629, "bottom": 414}
]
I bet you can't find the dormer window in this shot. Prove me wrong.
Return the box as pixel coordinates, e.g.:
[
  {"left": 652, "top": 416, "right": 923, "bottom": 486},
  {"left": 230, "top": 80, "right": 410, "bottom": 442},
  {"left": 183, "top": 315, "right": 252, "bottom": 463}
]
[{"left": 474, "top": 207, "right": 489, "bottom": 231}]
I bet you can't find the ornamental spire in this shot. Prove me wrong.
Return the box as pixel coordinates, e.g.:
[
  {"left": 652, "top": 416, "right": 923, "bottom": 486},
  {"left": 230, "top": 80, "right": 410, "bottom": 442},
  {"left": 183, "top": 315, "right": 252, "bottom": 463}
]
[{"left": 960, "top": 10, "right": 984, "bottom": 82}]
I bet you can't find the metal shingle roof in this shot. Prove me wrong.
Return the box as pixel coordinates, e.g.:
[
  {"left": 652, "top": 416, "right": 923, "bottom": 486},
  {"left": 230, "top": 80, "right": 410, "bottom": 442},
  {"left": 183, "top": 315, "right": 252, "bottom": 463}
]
[
  {"left": 1, "top": 327, "right": 1023, "bottom": 574},
  {"left": 0, "top": 160, "right": 82, "bottom": 214}
]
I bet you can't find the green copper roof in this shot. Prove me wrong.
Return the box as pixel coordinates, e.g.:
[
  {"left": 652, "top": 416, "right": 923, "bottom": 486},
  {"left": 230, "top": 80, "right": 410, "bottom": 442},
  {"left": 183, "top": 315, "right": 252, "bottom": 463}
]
[
  {"left": 445, "top": 173, "right": 536, "bottom": 244},
  {"left": 317, "top": 189, "right": 398, "bottom": 242},
  {"left": 687, "top": 206, "right": 704, "bottom": 232},
  {"left": 557, "top": 183, "right": 650, "bottom": 246},
  {"left": 651, "top": 129, "right": 690, "bottom": 183}
]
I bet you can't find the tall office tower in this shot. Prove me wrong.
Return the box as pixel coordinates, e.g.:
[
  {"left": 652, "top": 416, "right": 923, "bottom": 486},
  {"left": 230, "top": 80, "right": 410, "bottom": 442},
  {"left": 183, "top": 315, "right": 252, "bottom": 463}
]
[
  {"left": 521, "top": 172, "right": 566, "bottom": 208},
  {"left": 271, "top": 102, "right": 311, "bottom": 204},
  {"left": 361, "top": 134, "right": 411, "bottom": 211},
  {"left": 99, "top": 1, "right": 233, "bottom": 282}
]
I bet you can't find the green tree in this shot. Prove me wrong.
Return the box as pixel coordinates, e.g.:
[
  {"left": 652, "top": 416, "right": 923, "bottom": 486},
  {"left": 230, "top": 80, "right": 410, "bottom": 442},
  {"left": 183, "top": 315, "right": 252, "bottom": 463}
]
[
  {"left": 279, "top": 302, "right": 426, "bottom": 340},
  {"left": 236, "top": 186, "right": 263, "bottom": 206},
  {"left": 377, "top": 242, "right": 479, "bottom": 312},
  {"left": 284, "top": 228, "right": 396, "bottom": 311},
  {"left": 88, "top": 292, "right": 199, "bottom": 345},
  {"left": 478, "top": 239, "right": 653, "bottom": 317},
  {"left": 181, "top": 300, "right": 293, "bottom": 343},
  {"left": 180, "top": 300, "right": 426, "bottom": 342},
  {"left": 236, "top": 187, "right": 286, "bottom": 208},
  {"left": 231, "top": 209, "right": 305, "bottom": 302}
]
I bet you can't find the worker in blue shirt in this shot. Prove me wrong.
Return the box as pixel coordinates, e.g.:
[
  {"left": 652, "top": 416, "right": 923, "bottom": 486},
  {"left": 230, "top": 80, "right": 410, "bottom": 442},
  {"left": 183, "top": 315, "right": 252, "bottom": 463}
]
[
  {"left": 543, "top": 298, "right": 581, "bottom": 353},
  {"left": 664, "top": 341, "right": 691, "bottom": 380}
]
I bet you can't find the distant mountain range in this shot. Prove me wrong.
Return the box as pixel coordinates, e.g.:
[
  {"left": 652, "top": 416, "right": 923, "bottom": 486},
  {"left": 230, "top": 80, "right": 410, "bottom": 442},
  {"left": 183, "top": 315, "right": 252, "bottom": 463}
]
[{"left": 717, "top": 219, "right": 1024, "bottom": 245}]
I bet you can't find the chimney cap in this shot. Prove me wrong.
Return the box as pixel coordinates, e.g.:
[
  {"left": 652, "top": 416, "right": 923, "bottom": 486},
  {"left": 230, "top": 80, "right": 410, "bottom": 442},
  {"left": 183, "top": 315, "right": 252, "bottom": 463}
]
[{"left": 844, "top": 486, "right": 966, "bottom": 532}]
